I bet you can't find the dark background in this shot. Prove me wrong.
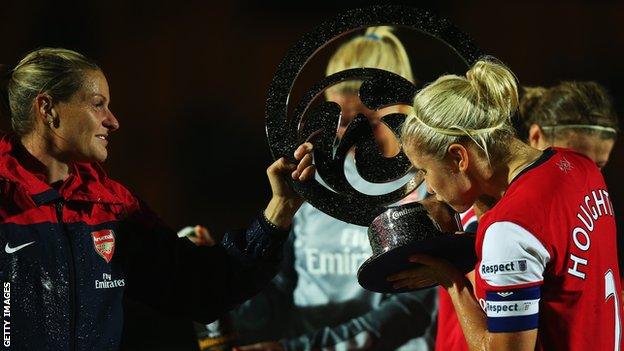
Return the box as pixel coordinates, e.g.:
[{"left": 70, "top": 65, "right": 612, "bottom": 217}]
[
  {"left": 2, "top": 0, "right": 623, "bottom": 257},
  {"left": 2, "top": 0, "right": 623, "bottom": 348}
]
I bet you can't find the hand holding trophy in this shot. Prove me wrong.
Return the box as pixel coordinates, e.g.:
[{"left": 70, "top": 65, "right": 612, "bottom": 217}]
[{"left": 265, "top": 5, "right": 482, "bottom": 292}]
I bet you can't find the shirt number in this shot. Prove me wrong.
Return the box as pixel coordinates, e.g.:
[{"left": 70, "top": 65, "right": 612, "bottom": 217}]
[{"left": 605, "top": 269, "right": 621, "bottom": 351}]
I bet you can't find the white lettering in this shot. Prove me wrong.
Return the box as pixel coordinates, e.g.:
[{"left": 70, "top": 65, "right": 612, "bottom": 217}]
[
  {"left": 568, "top": 254, "right": 588, "bottom": 279},
  {"left": 604, "top": 190, "right": 615, "bottom": 216},
  {"left": 321, "top": 252, "right": 341, "bottom": 275},
  {"left": 572, "top": 227, "right": 590, "bottom": 251},
  {"left": 479, "top": 298, "right": 487, "bottom": 311},
  {"left": 567, "top": 189, "right": 614, "bottom": 280},
  {"left": 303, "top": 248, "right": 369, "bottom": 276},
  {"left": 93, "top": 233, "right": 114, "bottom": 242},
  {"left": 2, "top": 283, "right": 9, "bottom": 347},
  {"left": 586, "top": 195, "right": 599, "bottom": 221},
  {"left": 94, "top": 279, "right": 126, "bottom": 289},
  {"left": 480, "top": 260, "right": 526, "bottom": 276},
  {"left": 306, "top": 248, "right": 322, "bottom": 275},
  {"left": 3, "top": 320, "right": 9, "bottom": 347},
  {"left": 391, "top": 207, "right": 418, "bottom": 220},
  {"left": 2, "top": 282, "right": 9, "bottom": 318},
  {"left": 578, "top": 202, "right": 595, "bottom": 231},
  {"left": 593, "top": 190, "right": 607, "bottom": 217},
  {"left": 485, "top": 299, "right": 540, "bottom": 317},
  {"left": 94, "top": 273, "right": 125, "bottom": 289}
]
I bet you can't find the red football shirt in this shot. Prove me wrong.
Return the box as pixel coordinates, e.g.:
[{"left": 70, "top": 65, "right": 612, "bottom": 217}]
[{"left": 474, "top": 148, "right": 622, "bottom": 350}]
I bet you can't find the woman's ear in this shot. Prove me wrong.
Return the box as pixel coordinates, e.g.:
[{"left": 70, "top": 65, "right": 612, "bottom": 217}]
[
  {"left": 34, "top": 94, "right": 54, "bottom": 125},
  {"left": 528, "top": 123, "right": 548, "bottom": 149},
  {"left": 447, "top": 143, "right": 469, "bottom": 172},
  {"left": 34, "top": 94, "right": 60, "bottom": 128}
]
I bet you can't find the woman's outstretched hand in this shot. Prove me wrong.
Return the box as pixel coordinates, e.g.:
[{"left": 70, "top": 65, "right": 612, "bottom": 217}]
[{"left": 264, "top": 142, "right": 315, "bottom": 229}]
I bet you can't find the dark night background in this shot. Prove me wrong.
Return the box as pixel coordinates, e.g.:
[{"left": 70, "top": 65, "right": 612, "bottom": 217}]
[{"left": 1, "top": 0, "right": 623, "bottom": 348}]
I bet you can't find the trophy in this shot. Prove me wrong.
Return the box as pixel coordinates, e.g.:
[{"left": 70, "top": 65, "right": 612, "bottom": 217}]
[{"left": 265, "top": 5, "right": 481, "bottom": 291}]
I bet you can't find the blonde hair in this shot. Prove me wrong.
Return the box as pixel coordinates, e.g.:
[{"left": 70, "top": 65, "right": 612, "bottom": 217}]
[
  {"left": 401, "top": 57, "right": 519, "bottom": 162},
  {"left": 2, "top": 48, "right": 100, "bottom": 136},
  {"left": 325, "top": 26, "right": 414, "bottom": 95},
  {"left": 519, "top": 81, "right": 618, "bottom": 140}
]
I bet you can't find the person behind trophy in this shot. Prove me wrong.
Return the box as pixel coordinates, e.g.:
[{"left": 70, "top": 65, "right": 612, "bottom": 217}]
[{"left": 232, "top": 26, "right": 437, "bottom": 351}]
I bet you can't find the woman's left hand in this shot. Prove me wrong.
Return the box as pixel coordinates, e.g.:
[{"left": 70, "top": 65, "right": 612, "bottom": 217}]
[
  {"left": 264, "top": 142, "right": 315, "bottom": 229},
  {"left": 387, "top": 254, "right": 465, "bottom": 290},
  {"left": 185, "top": 225, "right": 215, "bottom": 247}
]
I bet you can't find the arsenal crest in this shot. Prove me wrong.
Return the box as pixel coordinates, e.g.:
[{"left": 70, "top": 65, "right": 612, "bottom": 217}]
[{"left": 92, "top": 229, "right": 115, "bottom": 263}]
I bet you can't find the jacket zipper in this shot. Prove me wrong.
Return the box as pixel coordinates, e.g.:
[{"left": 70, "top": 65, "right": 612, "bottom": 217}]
[{"left": 56, "top": 200, "right": 76, "bottom": 351}]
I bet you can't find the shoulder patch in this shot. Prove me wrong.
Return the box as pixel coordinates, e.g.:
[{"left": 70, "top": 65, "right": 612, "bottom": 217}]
[{"left": 481, "top": 259, "right": 528, "bottom": 277}]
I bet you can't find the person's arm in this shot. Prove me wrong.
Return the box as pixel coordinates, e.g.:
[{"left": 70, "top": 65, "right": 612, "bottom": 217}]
[
  {"left": 118, "top": 144, "right": 315, "bottom": 323},
  {"left": 278, "top": 288, "right": 437, "bottom": 351},
  {"left": 442, "top": 271, "right": 537, "bottom": 351},
  {"left": 389, "top": 221, "right": 549, "bottom": 351},
  {"left": 117, "top": 197, "right": 290, "bottom": 322}
]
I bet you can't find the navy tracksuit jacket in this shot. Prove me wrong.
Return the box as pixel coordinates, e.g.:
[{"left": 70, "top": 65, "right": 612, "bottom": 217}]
[{"left": 0, "top": 136, "right": 287, "bottom": 350}]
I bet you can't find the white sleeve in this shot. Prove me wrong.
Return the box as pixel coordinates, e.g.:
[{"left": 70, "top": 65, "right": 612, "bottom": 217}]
[{"left": 480, "top": 221, "right": 550, "bottom": 288}]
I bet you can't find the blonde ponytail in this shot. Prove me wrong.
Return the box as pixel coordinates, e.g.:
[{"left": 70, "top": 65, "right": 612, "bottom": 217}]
[
  {"left": 326, "top": 26, "right": 414, "bottom": 95},
  {"left": 465, "top": 59, "right": 519, "bottom": 120},
  {"left": 7, "top": 48, "right": 100, "bottom": 136},
  {"left": 362, "top": 26, "right": 413, "bottom": 83},
  {"left": 401, "top": 57, "right": 519, "bottom": 162}
]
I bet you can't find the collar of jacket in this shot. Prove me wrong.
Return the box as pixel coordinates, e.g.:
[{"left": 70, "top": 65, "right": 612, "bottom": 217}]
[{"left": 0, "top": 134, "right": 123, "bottom": 208}]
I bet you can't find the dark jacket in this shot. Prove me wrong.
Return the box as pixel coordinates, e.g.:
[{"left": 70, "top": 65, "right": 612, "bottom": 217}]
[
  {"left": 233, "top": 235, "right": 437, "bottom": 351},
  {"left": 0, "top": 136, "right": 288, "bottom": 350}
]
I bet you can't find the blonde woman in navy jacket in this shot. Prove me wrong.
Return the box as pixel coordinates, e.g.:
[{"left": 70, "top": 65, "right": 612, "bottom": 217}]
[{"left": 0, "top": 47, "right": 314, "bottom": 351}]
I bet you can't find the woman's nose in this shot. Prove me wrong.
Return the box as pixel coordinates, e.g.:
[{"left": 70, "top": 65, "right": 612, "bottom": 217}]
[{"left": 104, "top": 110, "right": 120, "bottom": 131}]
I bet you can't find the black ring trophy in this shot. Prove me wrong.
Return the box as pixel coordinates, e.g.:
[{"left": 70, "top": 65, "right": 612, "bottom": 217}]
[{"left": 265, "top": 5, "right": 480, "bottom": 293}]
